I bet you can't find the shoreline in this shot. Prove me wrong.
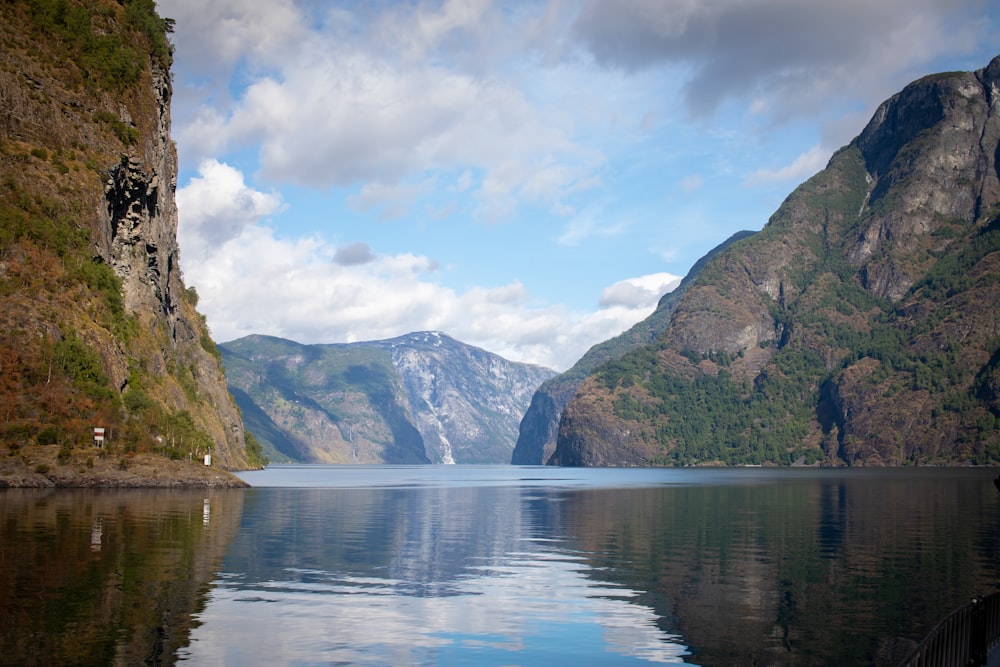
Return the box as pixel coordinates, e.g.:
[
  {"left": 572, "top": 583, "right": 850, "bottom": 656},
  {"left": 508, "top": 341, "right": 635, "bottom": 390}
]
[{"left": 0, "top": 448, "right": 250, "bottom": 488}]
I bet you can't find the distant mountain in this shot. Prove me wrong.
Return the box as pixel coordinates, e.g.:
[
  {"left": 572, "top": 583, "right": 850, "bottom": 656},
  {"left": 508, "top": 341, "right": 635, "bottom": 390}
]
[
  {"left": 220, "top": 332, "right": 556, "bottom": 464},
  {"left": 550, "top": 55, "right": 1000, "bottom": 467}
]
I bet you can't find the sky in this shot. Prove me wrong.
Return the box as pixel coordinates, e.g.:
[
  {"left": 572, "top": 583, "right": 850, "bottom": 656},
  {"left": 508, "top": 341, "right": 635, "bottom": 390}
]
[{"left": 158, "top": 0, "right": 1000, "bottom": 371}]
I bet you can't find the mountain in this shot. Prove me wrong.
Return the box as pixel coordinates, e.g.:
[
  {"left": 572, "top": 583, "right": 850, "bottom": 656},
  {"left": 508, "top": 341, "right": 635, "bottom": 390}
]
[
  {"left": 550, "top": 56, "right": 1000, "bottom": 467},
  {"left": 0, "top": 0, "right": 256, "bottom": 484},
  {"left": 220, "top": 332, "right": 556, "bottom": 464},
  {"left": 511, "top": 230, "right": 755, "bottom": 465}
]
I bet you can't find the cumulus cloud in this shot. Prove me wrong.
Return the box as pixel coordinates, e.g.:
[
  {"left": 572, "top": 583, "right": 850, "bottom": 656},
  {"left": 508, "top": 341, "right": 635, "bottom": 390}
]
[
  {"left": 159, "top": 0, "right": 307, "bottom": 74},
  {"left": 162, "top": 0, "right": 603, "bottom": 222},
  {"left": 176, "top": 160, "right": 283, "bottom": 260},
  {"left": 231, "top": 60, "right": 600, "bottom": 223},
  {"left": 599, "top": 272, "right": 682, "bottom": 309},
  {"left": 176, "top": 165, "right": 669, "bottom": 371}
]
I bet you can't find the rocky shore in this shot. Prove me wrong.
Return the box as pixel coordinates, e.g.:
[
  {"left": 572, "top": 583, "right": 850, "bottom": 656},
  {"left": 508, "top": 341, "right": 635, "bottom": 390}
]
[{"left": 0, "top": 447, "right": 250, "bottom": 488}]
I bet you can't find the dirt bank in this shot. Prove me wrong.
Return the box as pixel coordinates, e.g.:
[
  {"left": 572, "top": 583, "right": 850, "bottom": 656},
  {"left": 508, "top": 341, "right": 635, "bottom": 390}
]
[{"left": 0, "top": 447, "right": 249, "bottom": 488}]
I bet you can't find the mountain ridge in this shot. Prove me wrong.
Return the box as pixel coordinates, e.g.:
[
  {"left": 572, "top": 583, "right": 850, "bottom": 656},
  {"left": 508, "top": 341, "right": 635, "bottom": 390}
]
[
  {"left": 511, "top": 230, "right": 756, "bottom": 464},
  {"left": 221, "top": 331, "right": 556, "bottom": 464},
  {"left": 548, "top": 55, "right": 1000, "bottom": 467}
]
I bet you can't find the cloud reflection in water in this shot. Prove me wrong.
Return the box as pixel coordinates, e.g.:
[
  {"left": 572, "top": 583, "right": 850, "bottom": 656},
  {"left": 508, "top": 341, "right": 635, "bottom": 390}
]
[{"left": 182, "top": 535, "right": 689, "bottom": 665}]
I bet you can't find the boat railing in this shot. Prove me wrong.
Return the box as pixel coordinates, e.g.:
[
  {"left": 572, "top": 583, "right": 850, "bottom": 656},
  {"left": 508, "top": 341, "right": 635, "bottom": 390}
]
[{"left": 899, "top": 591, "right": 1000, "bottom": 666}]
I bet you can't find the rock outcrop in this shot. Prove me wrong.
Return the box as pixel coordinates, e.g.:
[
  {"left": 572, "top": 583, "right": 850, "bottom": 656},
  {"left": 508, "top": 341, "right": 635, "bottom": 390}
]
[
  {"left": 550, "top": 56, "right": 1000, "bottom": 467},
  {"left": 221, "top": 332, "right": 555, "bottom": 464}
]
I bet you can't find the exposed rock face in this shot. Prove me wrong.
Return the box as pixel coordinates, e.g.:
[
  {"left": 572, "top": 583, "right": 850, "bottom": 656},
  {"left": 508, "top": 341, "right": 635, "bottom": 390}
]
[
  {"left": 511, "top": 390, "right": 562, "bottom": 465},
  {"left": 550, "top": 56, "right": 1000, "bottom": 467},
  {"left": 99, "top": 65, "right": 179, "bottom": 327},
  {"left": 511, "top": 231, "right": 754, "bottom": 465},
  {"left": 221, "top": 332, "right": 555, "bottom": 464},
  {"left": 373, "top": 332, "right": 555, "bottom": 463},
  {"left": 0, "top": 0, "right": 250, "bottom": 476}
]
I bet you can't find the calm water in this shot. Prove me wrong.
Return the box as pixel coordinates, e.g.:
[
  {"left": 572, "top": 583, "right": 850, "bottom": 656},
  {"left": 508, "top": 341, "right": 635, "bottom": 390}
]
[{"left": 2, "top": 466, "right": 1000, "bottom": 665}]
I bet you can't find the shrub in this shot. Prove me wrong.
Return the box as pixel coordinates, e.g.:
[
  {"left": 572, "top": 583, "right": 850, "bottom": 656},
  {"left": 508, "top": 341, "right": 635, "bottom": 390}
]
[
  {"left": 245, "top": 430, "right": 269, "bottom": 468},
  {"left": 123, "top": 387, "right": 153, "bottom": 414},
  {"left": 52, "top": 330, "right": 115, "bottom": 401},
  {"left": 36, "top": 425, "right": 60, "bottom": 445}
]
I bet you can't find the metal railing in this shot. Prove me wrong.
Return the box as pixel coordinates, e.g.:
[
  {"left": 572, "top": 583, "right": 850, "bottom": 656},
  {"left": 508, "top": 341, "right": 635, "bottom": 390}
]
[{"left": 900, "top": 592, "right": 1000, "bottom": 666}]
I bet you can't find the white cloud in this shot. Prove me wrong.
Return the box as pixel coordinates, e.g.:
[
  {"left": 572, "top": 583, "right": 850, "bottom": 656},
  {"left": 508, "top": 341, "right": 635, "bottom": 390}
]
[
  {"left": 599, "top": 272, "right": 682, "bottom": 309},
  {"left": 744, "top": 145, "right": 830, "bottom": 186},
  {"left": 162, "top": 0, "right": 603, "bottom": 223},
  {"left": 229, "top": 49, "right": 598, "bottom": 220},
  {"left": 366, "top": 0, "right": 498, "bottom": 65},
  {"left": 173, "top": 107, "right": 230, "bottom": 165},
  {"left": 176, "top": 165, "right": 671, "bottom": 372},
  {"left": 176, "top": 160, "right": 283, "bottom": 258},
  {"left": 159, "top": 0, "right": 307, "bottom": 73},
  {"left": 348, "top": 181, "right": 432, "bottom": 221}
]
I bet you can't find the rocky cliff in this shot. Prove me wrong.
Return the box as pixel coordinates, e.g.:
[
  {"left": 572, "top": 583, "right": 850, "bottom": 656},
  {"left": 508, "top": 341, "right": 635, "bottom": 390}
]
[
  {"left": 511, "top": 231, "right": 754, "bottom": 465},
  {"left": 550, "top": 56, "right": 1000, "bottom": 467},
  {"left": 0, "top": 0, "right": 253, "bottom": 481},
  {"left": 221, "top": 332, "right": 556, "bottom": 464}
]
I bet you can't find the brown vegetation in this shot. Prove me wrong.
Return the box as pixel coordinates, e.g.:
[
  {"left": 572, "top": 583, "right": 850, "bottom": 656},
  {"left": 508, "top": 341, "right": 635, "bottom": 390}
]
[{"left": 0, "top": 0, "right": 257, "bottom": 481}]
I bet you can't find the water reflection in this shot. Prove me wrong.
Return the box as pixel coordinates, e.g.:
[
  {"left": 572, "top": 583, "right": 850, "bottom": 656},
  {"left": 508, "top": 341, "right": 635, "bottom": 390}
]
[
  {"left": 0, "top": 489, "right": 244, "bottom": 666},
  {"left": 182, "top": 485, "right": 691, "bottom": 665},
  {"left": 544, "top": 471, "right": 1000, "bottom": 665},
  {"left": 185, "top": 468, "right": 1000, "bottom": 667},
  {"left": 4, "top": 468, "right": 998, "bottom": 666}
]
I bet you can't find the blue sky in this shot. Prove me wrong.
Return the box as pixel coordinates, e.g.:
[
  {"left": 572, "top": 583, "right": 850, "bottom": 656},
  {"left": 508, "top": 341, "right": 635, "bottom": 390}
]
[{"left": 159, "top": 0, "right": 1000, "bottom": 371}]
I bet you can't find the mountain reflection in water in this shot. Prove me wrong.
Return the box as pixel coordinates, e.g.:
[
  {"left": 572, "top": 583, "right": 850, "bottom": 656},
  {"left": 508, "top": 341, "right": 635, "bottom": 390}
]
[
  {"left": 0, "top": 489, "right": 244, "bottom": 666},
  {"left": 182, "top": 466, "right": 1000, "bottom": 666},
  {"left": 3, "top": 467, "right": 998, "bottom": 665},
  {"left": 183, "top": 480, "right": 689, "bottom": 665}
]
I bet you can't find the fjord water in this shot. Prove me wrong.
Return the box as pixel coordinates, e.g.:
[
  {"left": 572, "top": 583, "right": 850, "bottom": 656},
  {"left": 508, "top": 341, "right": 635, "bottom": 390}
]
[
  {"left": 3, "top": 467, "right": 1000, "bottom": 665},
  {"left": 0, "top": 488, "right": 246, "bottom": 665}
]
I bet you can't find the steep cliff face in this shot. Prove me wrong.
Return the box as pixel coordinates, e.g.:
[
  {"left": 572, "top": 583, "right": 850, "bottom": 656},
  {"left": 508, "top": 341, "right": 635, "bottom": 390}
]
[
  {"left": 221, "top": 332, "right": 555, "bottom": 464},
  {"left": 0, "top": 0, "right": 250, "bottom": 475},
  {"left": 370, "top": 331, "right": 556, "bottom": 464},
  {"left": 511, "top": 231, "right": 754, "bottom": 465},
  {"left": 551, "top": 56, "right": 1000, "bottom": 467}
]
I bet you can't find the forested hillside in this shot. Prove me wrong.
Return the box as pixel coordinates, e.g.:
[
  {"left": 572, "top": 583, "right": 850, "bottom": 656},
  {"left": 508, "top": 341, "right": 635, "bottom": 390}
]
[{"left": 550, "top": 57, "right": 1000, "bottom": 467}]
